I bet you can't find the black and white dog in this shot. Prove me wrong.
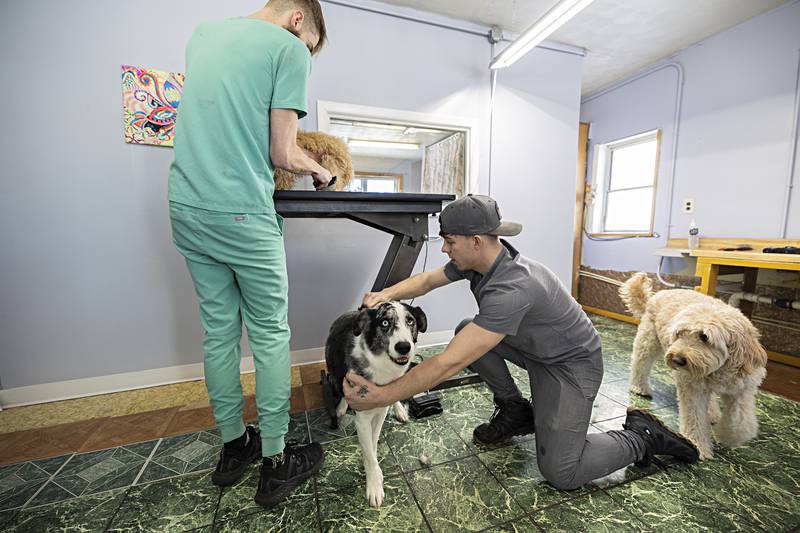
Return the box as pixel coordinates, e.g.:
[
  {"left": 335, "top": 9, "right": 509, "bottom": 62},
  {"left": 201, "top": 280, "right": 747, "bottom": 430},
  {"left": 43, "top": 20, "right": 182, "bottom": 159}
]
[{"left": 325, "top": 301, "right": 427, "bottom": 507}]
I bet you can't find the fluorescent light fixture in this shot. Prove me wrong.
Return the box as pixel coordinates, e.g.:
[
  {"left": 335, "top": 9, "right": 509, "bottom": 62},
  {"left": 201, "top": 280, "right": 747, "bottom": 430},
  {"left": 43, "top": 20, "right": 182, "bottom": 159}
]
[
  {"left": 353, "top": 121, "right": 407, "bottom": 131},
  {"left": 330, "top": 119, "right": 448, "bottom": 135},
  {"left": 348, "top": 139, "right": 420, "bottom": 150},
  {"left": 404, "top": 126, "right": 449, "bottom": 135},
  {"left": 490, "top": 0, "right": 595, "bottom": 69},
  {"left": 331, "top": 119, "right": 407, "bottom": 131}
]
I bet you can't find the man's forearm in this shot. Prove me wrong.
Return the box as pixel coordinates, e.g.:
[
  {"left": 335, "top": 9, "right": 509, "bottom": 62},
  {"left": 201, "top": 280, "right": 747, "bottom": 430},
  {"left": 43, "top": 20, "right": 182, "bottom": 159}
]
[
  {"left": 383, "top": 322, "right": 505, "bottom": 404},
  {"left": 277, "top": 145, "right": 326, "bottom": 175},
  {"left": 382, "top": 272, "right": 431, "bottom": 301},
  {"left": 384, "top": 351, "right": 462, "bottom": 402},
  {"left": 344, "top": 323, "right": 505, "bottom": 411}
]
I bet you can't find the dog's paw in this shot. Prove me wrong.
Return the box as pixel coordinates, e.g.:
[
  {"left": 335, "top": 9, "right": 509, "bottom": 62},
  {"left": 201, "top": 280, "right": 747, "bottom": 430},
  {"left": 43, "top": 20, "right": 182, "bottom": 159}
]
[
  {"left": 697, "top": 446, "right": 714, "bottom": 460},
  {"left": 707, "top": 402, "right": 721, "bottom": 426},
  {"left": 393, "top": 402, "right": 409, "bottom": 423},
  {"left": 629, "top": 383, "right": 653, "bottom": 398},
  {"left": 336, "top": 399, "right": 349, "bottom": 419},
  {"left": 365, "top": 471, "right": 385, "bottom": 508}
]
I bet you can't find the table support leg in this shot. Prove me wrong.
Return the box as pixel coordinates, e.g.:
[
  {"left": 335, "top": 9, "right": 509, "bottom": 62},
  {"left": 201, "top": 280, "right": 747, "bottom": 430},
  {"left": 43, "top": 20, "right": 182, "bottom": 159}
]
[
  {"left": 695, "top": 261, "right": 719, "bottom": 296},
  {"left": 371, "top": 235, "right": 424, "bottom": 292},
  {"left": 739, "top": 268, "right": 758, "bottom": 317}
]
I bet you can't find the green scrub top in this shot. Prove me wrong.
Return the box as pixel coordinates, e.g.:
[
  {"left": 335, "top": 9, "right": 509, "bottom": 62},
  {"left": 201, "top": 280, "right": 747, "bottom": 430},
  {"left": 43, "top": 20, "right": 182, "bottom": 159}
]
[{"left": 168, "top": 18, "right": 311, "bottom": 214}]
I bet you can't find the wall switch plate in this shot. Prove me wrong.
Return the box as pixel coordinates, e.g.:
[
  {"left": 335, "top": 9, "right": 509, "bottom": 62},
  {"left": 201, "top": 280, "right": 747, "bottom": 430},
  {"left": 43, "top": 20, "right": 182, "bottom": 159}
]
[{"left": 683, "top": 198, "right": 695, "bottom": 213}]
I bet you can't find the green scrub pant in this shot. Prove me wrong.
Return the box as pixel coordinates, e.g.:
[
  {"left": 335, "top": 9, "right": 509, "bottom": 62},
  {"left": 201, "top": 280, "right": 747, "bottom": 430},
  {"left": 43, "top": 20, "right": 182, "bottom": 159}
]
[{"left": 169, "top": 201, "right": 290, "bottom": 456}]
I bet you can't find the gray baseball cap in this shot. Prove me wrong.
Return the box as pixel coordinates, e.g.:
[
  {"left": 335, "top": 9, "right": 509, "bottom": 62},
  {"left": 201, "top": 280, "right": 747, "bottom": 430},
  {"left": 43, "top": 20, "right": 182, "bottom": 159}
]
[{"left": 439, "top": 194, "right": 522, "bottom": 236}]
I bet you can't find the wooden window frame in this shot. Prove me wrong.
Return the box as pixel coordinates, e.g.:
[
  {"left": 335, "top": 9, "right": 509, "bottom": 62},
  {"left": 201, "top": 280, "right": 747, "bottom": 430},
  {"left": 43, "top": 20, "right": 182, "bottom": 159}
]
[{"left": 587, "top": 129, "right": 661, "bottom": 237}]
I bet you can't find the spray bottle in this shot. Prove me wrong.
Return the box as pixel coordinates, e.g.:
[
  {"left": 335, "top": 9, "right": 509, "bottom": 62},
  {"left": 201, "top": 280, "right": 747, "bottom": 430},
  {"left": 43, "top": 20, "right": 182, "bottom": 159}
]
[{"left": 688, "top": 219, "right": 700, "bottom": 250}]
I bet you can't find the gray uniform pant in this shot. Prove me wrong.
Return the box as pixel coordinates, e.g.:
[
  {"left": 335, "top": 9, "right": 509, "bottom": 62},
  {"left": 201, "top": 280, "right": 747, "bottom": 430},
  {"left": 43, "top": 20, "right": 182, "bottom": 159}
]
[{"left": 457, "top": 320, "right": 646, "bottom": 490}]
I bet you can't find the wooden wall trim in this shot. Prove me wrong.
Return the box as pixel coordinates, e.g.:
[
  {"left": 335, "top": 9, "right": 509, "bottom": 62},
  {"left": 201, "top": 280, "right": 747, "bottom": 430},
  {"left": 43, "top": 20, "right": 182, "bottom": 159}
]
[
  {"left": 572, "top": 122, "right": 591, "bottom": 298},
  {"left": 581, "top": 305, "right": 639, "bottom": 325}
]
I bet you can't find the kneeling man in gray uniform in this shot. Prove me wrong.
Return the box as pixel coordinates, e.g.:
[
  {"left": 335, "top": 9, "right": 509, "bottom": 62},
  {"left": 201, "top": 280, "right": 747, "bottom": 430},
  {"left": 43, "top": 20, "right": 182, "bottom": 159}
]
[{"left": 345, "top": 194, "right": 698, "bottom": 490}]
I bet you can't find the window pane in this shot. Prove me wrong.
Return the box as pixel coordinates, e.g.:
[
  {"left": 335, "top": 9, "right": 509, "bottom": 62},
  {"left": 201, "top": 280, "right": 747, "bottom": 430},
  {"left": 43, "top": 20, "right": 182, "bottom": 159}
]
[
  {"left": 365, "top": 179, "right": 395, "bottom": 193},
  {"left": 346, "top": 178, "right": 365, "bottom": 192},
  {"left": 604, "top": 188, "right": 654, "bottom": 232},
  {"left": 609, "top": 139, "right": 657, "bottom": 190}
]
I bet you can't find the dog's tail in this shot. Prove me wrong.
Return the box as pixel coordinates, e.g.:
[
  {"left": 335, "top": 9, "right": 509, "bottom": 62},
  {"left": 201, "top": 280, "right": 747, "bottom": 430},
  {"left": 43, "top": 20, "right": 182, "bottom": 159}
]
[{"left": 619, "top": 272, "right": 653, "bottom": 318}]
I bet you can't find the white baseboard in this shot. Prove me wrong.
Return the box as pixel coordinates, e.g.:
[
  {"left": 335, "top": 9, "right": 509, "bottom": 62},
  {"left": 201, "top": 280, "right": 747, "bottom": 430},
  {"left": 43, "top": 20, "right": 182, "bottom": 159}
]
[{"left": 0, "top": 331, "right": 452, "bottom": 409}]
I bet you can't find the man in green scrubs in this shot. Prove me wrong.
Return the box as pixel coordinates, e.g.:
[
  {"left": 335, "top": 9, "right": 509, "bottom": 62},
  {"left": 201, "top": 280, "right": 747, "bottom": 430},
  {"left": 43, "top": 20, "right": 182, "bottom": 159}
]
[{"left": 168, "top": 0, "right": 330, "bottom": 507}]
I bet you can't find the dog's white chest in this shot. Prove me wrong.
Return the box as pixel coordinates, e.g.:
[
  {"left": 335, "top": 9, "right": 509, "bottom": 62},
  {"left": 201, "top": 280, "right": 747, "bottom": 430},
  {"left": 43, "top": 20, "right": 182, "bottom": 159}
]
[{"left": 370, "top": 356, "right": 407, "bottom": 386}]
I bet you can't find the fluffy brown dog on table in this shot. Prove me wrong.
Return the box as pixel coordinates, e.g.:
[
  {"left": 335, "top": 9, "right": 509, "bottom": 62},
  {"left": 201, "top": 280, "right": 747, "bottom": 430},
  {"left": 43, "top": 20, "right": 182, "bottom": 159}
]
[
  {"left": 274, "top": 131, "right": 354, "bottom": 191},
  {"left": 619, "top": 272, "right": 768, "bottom": 460}
]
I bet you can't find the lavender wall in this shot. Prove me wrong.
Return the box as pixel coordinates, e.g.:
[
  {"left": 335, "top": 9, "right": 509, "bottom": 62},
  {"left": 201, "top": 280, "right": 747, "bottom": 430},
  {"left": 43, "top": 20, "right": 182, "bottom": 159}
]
[{"left": 580, "top": 1, "right": 800, "bottom": 273}]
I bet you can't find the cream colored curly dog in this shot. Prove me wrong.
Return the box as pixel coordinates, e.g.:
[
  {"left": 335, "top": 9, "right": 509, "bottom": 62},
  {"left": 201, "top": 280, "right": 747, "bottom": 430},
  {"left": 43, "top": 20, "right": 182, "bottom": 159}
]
[
  {"left": 619, "top": 272, "right": 767, "bottom": 459},
  {"left": 275, "top": 130, "right": 354, "bottom": 191}
]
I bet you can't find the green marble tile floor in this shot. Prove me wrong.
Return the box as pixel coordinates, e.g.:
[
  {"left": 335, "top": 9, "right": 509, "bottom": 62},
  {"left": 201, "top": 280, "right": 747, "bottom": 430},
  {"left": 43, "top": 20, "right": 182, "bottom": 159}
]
[{"left": 1, "top": 314, "right": 797, "bottom": 531}]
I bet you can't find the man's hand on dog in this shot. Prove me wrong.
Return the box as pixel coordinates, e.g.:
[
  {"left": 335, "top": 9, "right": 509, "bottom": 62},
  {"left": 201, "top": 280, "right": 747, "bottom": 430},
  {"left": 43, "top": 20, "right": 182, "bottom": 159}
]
[
  {"left": 344, "top": 372, "right": 389, "bottom": 410},
  {"left": 362, "top": 291, "right": 389, "bottom": 308}
]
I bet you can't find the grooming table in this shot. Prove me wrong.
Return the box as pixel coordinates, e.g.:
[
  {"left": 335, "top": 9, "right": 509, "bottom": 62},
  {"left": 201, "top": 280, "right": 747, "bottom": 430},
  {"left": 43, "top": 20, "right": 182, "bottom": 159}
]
[{"left": 274, "top": 190, "right": 453, "bottom": 291}]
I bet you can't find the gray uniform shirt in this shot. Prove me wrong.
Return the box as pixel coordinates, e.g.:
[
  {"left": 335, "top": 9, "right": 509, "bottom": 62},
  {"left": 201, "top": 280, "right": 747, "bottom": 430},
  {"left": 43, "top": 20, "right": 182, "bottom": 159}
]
[{"left": 444, "top": 240, "right": 601, "bottom": 363}]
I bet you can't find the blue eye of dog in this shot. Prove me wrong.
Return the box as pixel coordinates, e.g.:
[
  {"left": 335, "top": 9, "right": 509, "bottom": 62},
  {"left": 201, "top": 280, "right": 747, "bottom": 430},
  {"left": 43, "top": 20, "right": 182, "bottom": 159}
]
[
  {"left": 406, "top": 316, "right": 414, "bottom": 325},
  {"left": 699, "top": 333, "right": 708, "bottom": 343},
  {"left": 381, "top": 320, "right": 389, "bottom": 328}
]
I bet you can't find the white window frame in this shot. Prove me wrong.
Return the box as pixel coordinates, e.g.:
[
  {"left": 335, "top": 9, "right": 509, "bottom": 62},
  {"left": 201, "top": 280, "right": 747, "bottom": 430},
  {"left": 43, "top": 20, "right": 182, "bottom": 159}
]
[
  {"left": 587, "top": 129, "right": 661, "bottom": 236},
  {"left": 316, "top": 100, "right": 479, "bottom": 196}
]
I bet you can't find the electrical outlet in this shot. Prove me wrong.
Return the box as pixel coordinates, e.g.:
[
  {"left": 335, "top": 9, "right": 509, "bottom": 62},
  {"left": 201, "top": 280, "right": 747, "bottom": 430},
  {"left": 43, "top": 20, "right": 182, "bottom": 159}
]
[{"left": 683, "top": 198, "right": 695, "bottom": 213}]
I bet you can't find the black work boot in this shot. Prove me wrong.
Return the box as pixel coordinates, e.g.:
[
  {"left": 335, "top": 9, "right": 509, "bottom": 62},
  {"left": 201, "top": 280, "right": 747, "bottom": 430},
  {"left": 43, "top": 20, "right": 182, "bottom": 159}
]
[
  {"left": 473, "top": 397, "right": 535, "bottom": 445},
  {"left": 255, "top": 441, "right": 325, "bottom": 508},
  {"left": 623, "top": 408, "right": 700, "bottom": 467},
  {"left": 212, "top": 425, "right": 262, "bottom": 486}
]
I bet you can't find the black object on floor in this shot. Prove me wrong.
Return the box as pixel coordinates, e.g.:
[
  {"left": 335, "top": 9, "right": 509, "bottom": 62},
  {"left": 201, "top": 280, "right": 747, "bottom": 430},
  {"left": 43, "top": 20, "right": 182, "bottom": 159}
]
[{"left": 408, "top": 392, "right": 443, "bottom": 419}]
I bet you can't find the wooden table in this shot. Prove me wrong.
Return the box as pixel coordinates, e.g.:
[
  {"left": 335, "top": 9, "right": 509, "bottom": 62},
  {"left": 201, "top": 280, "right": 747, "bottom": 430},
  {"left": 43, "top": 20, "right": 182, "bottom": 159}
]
[{"left": 691, "top": 249, "right": 800, "bottom": 296}]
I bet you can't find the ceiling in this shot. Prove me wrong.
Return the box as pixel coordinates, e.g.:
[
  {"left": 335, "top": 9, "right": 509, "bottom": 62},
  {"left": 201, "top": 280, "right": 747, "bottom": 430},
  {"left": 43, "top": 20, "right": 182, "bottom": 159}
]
[{"left": 370, "top": 0, "right": 789, "bottom": 95}]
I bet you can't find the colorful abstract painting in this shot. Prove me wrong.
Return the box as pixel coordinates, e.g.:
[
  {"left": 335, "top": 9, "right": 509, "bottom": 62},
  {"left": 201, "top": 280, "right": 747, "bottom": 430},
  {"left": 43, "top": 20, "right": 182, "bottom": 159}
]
[{"left": 121, "top": 65, "right": 184, "bottom": 146}]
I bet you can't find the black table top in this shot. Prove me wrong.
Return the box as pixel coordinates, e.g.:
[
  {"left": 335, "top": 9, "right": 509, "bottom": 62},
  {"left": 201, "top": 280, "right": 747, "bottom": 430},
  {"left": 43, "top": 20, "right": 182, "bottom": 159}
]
[
  {"left": 273, "top": 190, "right": 454, "bottom": 216},
  {"left": 274, "top": 191, "right": 454, "bottom": 202}
]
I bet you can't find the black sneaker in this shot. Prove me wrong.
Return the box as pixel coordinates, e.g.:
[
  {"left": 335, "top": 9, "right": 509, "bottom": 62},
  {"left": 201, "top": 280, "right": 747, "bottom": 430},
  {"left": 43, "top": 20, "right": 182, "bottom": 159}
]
[
  {"left": 255, "top": 441, "right": 325, "bottom": 508},
  {"left": 473, "top": 397, "right": 535, "bottom": 445},
  {"left": 623, "top": 408, "right": 699, "bottom": 467},
  {"left": 211, "top": 426, "right": 261, "bottom": 487}
]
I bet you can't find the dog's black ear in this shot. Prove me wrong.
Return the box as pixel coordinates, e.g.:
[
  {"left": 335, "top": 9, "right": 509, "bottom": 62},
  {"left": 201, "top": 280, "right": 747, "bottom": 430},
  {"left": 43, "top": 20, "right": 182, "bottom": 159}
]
[
  {"left": 353, "top": 308, "right": 373, "bottom": 336},
  {"left": 409, "top": 305, "right": 427, "bottom": 333}
]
